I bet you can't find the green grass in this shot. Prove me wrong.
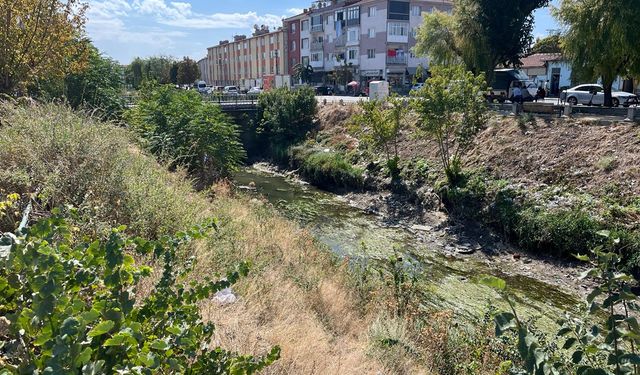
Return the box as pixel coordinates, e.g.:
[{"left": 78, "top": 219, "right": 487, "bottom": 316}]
[
  {"left": 290, "top": 146, "right": 364, "bottom": 191},
  {"left": 0, "top": 103, "right": 207, "bottom": 238}
]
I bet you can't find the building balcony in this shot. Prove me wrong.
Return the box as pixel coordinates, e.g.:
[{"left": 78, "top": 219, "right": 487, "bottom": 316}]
[
  {"left": 386, "top": 56, "right": 407, "bottom": 65},
  {"left": 311, "top": 24, "right": 323, "bottom": 33},
  {"left": 311, "top": 41, "right": 324, "bottom": 51},
  {"left": 334, "top": 35, "right": 346, "bottom": 47}
]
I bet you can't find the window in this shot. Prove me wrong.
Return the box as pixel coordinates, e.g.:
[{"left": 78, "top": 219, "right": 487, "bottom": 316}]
[
  {"left": 262, "top": 52, "right": 266, "bottom": 59},
  {"left": 311, "top": 52, "right": 322, "bottom": 62},
  {"left": 302, "top": 56, "right": 309, "bottom": 65},
  {"left": 291, "top": 41, "right": 297, "bottom": 51},
  {"left": 301, "top": 38, "right": 309, "bottom": 49},
  {"left": 347, "top": 6, "right": 359, "bottom": 20},
  {"left": 388, "top": 22, "right": 408, "bottom": 36},
  {"left": 368, "top": 28, "right": 375, "bottom": 38},
  {"left": 411, "top": 27, "right": 417, "bottom": 38},
  {"left": 367, "top": 49, "right": 375, "bottom": 59},
  {"left": 389, "top": 1, "right": 410, "bottom": 20},
  {"left": 291, "top": 23, "right": 296, "bottom": 32},
  {"left": 261, "top": 38, "right": 265, "bottom": 46},
  {"left": 327, "top": 35, "right": 333, "bottom": 43},
  {"left": 291, "top": 57, "right": 297, "bottom": 65},
  {"left": 301, "top": 20, "right": 309, "bottom": 31},
  {"left": 411, "top": 5, "right": 422, "bottom": 16},
  {"left": 348, "top": 29, "right": 358, "bottom": 42},
  {"left": 368, "top": 6, "right": 376, "bottom": 17},
  {"left": 237, "top": 44, "right": 240, "bottom": 50},
  {"left": 244, "top": 42, "right": 248, "bottom": 49},
  {"left": 326, "top": 15, "right": 333, "bottom": 25},
  {"left": 348, "top": 49, "right": 357, "bottom": 60},
  {"left": 270, "top": 36, "right": 274, "bottom": 44},
  {"left": 311, "top": 15, "right": 322, "bottom": 30}
]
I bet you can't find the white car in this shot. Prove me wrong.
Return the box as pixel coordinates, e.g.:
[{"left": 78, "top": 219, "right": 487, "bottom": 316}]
[
  {"left": 410, "top": 83, "right": 424, "bottom": 92},
  {"left": 223, "top": 86, "right": 239, "bottom": 96},
  {"left": 561, "top": 84, "right": 638, "bottom": 107},
  {"left": 247, "top": 87, "right": 263, "bottom": 95}
]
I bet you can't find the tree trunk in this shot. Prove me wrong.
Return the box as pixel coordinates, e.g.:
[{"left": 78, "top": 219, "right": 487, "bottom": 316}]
[{"left": 603, "top": 80, "right": 614, "bottom": 107}]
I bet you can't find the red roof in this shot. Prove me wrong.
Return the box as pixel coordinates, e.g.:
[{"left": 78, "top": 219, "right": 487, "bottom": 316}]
[{"left": 520, "top": 53, "right": 564, "bottom": 68}]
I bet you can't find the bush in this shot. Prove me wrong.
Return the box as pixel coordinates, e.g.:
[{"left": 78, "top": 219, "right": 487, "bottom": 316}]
[
  {"left": 255, "top": 87, "right": 317, "bottom": 154},
  {"left": 0, "top": 102, "right": 206, "bottom": 238},
  {"left": 0, "top": 213, "right": 279, "bottom": 373},
  {"left": 292, "top": 148, "right": 363, "bottom": 190},
  {"left": 125, "top": 84, "right": 245, "bottom": 184}
]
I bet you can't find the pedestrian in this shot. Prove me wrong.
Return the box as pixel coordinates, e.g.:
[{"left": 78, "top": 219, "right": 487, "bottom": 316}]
[
  {"left": 512, "top": 84, "right": 523, "bottom": 105},
  {"left": 535, "top": 86, "right": 546, "bottom": 102}
]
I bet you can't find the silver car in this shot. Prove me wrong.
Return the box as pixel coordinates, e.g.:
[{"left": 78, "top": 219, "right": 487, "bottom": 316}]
[{"left": 561, "top": 84, "right": 638, "bottom": 107}]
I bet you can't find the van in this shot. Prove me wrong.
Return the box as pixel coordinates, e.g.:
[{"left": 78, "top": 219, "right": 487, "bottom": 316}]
[
  {"left": 195, "top": 80, "right": 207, "bottom": 93},
  {"left": 487, "top": 69, "right": 536, "bottom": 103}
]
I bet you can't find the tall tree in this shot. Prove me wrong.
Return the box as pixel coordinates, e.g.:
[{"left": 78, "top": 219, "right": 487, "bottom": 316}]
[
  {"left": 0, "top": 0, "right": 88, "bottom": 95},
  {"left": 176, "top": 57, "right": 200, "bottom": 85},
  {"left": 414, "top": 0, "right": 549, "bottom": 83},
  {"left": 531, "top": 34, "right": 562, "bottom": 54},
  {"left": 554, "top": 0, "right": 640, "bottom": 107}
]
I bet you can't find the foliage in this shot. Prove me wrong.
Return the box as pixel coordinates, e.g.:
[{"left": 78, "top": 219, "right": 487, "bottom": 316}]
[
  {"left": 0, "top": 0, "right": 88, "bottom": 95},
  {"left": 292, "top": 63, "right": 313, "bottom": 84},
  {"left": 255, "top": 86, "right": 317, "bottom": 152},
  {"left": 0, "top": 211, "right": 280, "bottom": 373},
  {"left": 414, "top": 0, "right": 548, "bottom": 83},
  {"left": 350, "top": 95, "right": 409, "bottom": 178},
  {"left": 292, "top": 148, "right": 364, "bottom": 191},
  {"left": 553, "top": 0, "right": 640, "bottom": 107},
  {"left": 531, "top": 34, "right": 562, "bottom": 54},
  {"left": 126, "top": 84, "right": 245, "bottom": 184},
  {"left": 484, "top": 231, "right": 640, "bottom": 374},
  {"left": 0, "top": 102, "right": 208, "bottom": 238},
  {"left": 125, "top": 56, "right": 176, "bottom": 89},
  {"left": 411, "top": 65, "right": 488, "bottom": 185},
  {"left": 177, "top": 56, "right": 201, "bottom": 85}
]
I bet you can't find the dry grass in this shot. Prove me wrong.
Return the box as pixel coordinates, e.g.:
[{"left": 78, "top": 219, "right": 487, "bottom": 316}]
[{"left": 193, "top": 188, "right": 387, "bottom": 374}]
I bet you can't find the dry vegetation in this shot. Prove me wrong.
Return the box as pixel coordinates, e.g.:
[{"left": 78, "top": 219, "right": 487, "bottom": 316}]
[{"left": 317, "top": 103, "right": 640, "bottom": 197}]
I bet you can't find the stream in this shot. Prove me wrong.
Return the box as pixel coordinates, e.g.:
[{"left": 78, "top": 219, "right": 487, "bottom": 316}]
[{"left": 234, "top": 164, "right": 582, "bottom": 329}]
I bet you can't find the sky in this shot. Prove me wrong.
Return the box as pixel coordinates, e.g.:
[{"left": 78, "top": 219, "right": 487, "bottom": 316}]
[{"left": 87, "top": 0, "right": 561, "bottom": 64}]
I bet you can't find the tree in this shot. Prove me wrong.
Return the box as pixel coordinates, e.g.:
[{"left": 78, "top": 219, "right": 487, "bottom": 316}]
[
  {"left": 125, "top": 84, "right": 245, "bottom": 184},
  {"left": 414, "top": 0, "right": 549, "bottom": 83},
  {"left": 350, "top": 95, "right": 408, "bottom": 177},
  {"left": 125, "top": 58, "right": 144, "bottom": 89},
  {"left": 411, "top": 65, "right": 488, "bottom": 185},
  {"left": 554, "top": 0, "right": 640, "bottom": 107},
  {"left": 62, "top": 45, "right": 124, "bottom": 119},
  {"left": 530, "top": 34, "right": 562, "bottom": 54},
  {"left": 292, "top": 63, "right": 313, "bottom": 84},
  {"left": 176, "top": 57, "right": 200, "bottom": 85},
  {"left": 0, "top": 0, "right": 88, "bottom": 95},
  {"left": 124, "top": 56, "right": 176, "bottom": 88}
]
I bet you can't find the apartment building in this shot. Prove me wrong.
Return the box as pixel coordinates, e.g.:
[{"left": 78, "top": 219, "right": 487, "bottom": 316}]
[
  {"left": 206, "top": 27, "right": 289, "bottom": 89},
  {"left": 197, "top": 57, "right": 210, "bottom": 84},
  {"left": 293, "top": 0, "right": 453, "bottom": 88}
]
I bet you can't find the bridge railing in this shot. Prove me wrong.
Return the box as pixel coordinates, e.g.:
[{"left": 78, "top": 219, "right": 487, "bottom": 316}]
[{"left": 201, "top": 93, "right": 260, "bottom": 110}]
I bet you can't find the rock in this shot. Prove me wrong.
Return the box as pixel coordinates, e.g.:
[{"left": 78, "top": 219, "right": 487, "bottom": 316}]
[
  {"left": 513, "top": 253, "right": 522, "bottom": 260},
  {"left": 411, "top": 224, "right": 432, "bottom": 232},
  {"left": 457, "top": 247, "right": 476, "bottom": 255}
]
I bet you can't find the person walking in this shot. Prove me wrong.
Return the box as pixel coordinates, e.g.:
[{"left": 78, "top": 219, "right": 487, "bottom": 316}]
[{"left": 512, "top": 84, "right": 523, "bottom": 105}]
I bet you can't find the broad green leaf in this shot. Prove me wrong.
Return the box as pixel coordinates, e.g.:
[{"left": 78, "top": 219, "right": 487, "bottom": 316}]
[
  {"left": 478, "top": 275, "right": 506, "bottom": 291},
  {"left": 87, "top": 320, "right": 115, "bottom": 337}
]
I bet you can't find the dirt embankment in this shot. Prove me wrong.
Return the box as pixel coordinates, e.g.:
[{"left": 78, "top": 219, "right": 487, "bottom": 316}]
[{"left": 317, "top": 103, "right": 640, "bottom": 198}]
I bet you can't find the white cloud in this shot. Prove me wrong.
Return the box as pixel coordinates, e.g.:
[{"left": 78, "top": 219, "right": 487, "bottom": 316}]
[{"left": 287, "top": 8, "right": 304, "bottom": 15}]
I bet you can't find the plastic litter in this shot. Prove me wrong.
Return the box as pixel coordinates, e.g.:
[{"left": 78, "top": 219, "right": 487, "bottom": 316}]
[{"left": 213, "top": 287, "right": 237, "bottom": 304}]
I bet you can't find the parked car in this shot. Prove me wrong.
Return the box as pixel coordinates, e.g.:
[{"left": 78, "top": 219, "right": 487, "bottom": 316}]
[
  {"left": 560, "top": 84, "right": 638, "bottom": 107},
  {"left": 314, "top": 85, "right": 333, "bottom": 95},
  {"left": 247, "top": 87, "right": 263, "bottom": 95},
  {"left": 410, "top": 82, "right": 424, "bottom": 93},
  {"left": 223, "top": 86, "right": 239, "bottom": 96}
]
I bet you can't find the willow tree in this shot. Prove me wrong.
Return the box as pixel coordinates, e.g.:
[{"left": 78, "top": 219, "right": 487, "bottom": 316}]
[
  {"left": 0, "top": 0, "right": 88, "bottom": 96},
  {"left": 554, "top": 0, "right": 640, "bottom": 107},
  {"left": 414, "top": 0, "right": 548, "bottom": 83}
]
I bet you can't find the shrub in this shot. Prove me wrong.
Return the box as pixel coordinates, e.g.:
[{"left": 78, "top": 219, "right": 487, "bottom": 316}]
[
  {"left": 0, "top": 102, "right": 205, "bottom": 238},
  {"left": 411, "top": 65, "right": 488, "bottom": 185},
  {"left": 293, "top": 149, "right": 364, "bottom": 190},
  {"left": 255, "top": 87, "right": 317, "bottom": 154},
  {"left": 0, "top": 213, "right": 279, "bottom": 373},
  {"left": 125, "top": 84, "right": 246, "bottom": 184}
]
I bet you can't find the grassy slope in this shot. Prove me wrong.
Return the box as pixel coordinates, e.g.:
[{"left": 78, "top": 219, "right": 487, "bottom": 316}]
[{"left": 0, "top": 103, "right": 437, "bottom": 374}]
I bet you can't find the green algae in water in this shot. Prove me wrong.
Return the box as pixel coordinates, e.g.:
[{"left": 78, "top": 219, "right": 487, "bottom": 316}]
[{"left": 234, "top": 166, "right": 582, "bottom": 330}]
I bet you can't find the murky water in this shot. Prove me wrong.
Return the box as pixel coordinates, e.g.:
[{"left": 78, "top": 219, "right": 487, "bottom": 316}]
[{"left": 235, "top": 165, "right": 580, "bottom": 328}]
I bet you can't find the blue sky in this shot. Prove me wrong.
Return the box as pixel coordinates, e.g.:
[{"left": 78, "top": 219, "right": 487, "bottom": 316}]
[{"left": 87, "top": 0, "right": 561, "bottom": 63}]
